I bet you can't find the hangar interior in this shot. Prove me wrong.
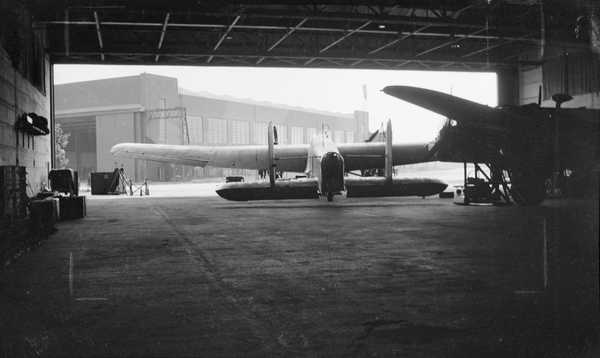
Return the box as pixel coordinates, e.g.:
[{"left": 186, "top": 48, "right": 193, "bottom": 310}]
[{"left": 0, "top": 1, "right": 599, "bottom": 357}]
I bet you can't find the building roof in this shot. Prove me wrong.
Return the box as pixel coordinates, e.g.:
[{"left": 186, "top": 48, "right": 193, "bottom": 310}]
[
  {"left": 55, "top": 73, "right": 361, "bottom": 119},
  {"left": 179, "top": 87, "right": 355, "bottom": 119}
]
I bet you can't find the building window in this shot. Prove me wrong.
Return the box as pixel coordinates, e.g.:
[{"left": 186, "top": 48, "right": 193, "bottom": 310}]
[
  {"left": 291, "top": 126, "right": 304, "bottom": 144},
  {"left": 345, "top": 131, "right": 354, "bottom": 143},
  {"left": 276, "top": 124, "right": 287, "bottom": 144},
  {"left": 206, "top": 118, "right": 227, "bottom": 144},
  {"left": 334, "top": 130, "right": 345, "bottom": 143},
  {"left": 253, "top": 122, "right": 268, "bottom": 144},
  {"left": 230, "top": 120, "right": 250, "bottom": 144},
  {"left": 306, "top": 128, "right": 317, "bottom": 142},
  {"left": 187, "top": 115, "right": 203, "bottom": 144}
]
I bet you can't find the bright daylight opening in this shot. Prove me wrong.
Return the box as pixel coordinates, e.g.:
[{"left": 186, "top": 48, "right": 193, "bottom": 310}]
[{"left": 53, "top": 65, "right": 497, "bottom": 196}]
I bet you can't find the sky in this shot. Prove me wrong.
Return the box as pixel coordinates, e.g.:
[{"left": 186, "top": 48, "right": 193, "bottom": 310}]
[{"left": 54, "top": 65, "right": 497, "bottom": 143}]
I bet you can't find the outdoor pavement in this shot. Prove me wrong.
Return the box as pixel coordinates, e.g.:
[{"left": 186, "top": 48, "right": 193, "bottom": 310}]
[{"left": 0, "top": 191, "right": 598, "bottom": 357}]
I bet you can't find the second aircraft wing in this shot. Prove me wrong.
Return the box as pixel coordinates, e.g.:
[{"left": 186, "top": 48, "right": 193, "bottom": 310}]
[
  {"left": 338, "top": 142, "right": 433, "bottom": 171},
  {"left": 111, "top": 142, "right": 309, "bottom": 172}
]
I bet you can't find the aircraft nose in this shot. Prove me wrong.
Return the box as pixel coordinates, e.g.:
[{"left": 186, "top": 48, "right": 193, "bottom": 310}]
[{"left": 110, "top": 143, "right": 124, "bottom": 156}]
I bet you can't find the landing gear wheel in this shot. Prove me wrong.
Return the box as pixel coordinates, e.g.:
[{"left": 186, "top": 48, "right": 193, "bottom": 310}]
[{"left": 327, "top": 192, "right": 334, "bottom": 202}]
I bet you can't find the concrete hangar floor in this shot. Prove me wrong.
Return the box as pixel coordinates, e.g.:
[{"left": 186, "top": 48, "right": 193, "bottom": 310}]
[{"left": 0, "top": 193, "right": 598, "bottom": 357}]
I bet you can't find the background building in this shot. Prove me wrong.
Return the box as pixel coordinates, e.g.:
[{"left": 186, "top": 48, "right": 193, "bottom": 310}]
[{"left": 55, "top": 73, "right": 369, "bottom": 182}]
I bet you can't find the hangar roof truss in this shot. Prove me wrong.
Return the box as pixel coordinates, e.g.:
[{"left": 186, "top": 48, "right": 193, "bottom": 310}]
[{"left": 33, "top": 0, "right": 586, "bottom": 71}]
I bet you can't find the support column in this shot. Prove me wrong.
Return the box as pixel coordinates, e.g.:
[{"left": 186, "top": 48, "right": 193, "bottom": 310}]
[{"left": 497, "top": 66, "right": 520, "bottom": 106}]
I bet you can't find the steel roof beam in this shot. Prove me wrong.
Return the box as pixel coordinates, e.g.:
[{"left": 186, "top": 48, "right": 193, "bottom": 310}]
[
  {"left": 257, "top": 17, "right": 307, "bottom": 64},
  {"left": 267, "top": 18, "right": 308, "bottom": 52},
  {"left": 93, "top": 11, "right": 104, "bottom": 61},
  {"left": 368, "top": 24, "right": 430, "bottom": 55},
  {"left": 350, "top": 59, "right": 364, "bottom": 66},
  {"left": 415, "top": 27, "right": 487, "bottom": 57},
  {"left": 304, "top": 57, "right": 316, "bottom": 65},
  {"left": 396, "top": 59, "right": 412, "bottom": 67},
  {"left": 214, "top": 15, "right": 240, "bottom": 51},
  {"left": 155, "top": 12, "right": 170, "bottom": 62},
  {"left": 53, "top": 50, "right": 506, "bottom": 69},
  {"left": 275, "top": 58, "right": 302, "bottom": 66},
  {"left": 319, "top": 20, "right": 372, "bottom": 53},
  {"left": 208, "top": 15, "right": 240, "bottom": 64},
  {"left": 41, "top": 20, "right": 537, "bottom": 43}
]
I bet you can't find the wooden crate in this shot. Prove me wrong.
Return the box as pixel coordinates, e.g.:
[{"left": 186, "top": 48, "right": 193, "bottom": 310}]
[{"left": 0, "top": 166, "right": 28, "bottom": 221}]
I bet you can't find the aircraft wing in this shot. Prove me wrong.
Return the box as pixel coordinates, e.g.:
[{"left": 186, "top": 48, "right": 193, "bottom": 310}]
[
  {"left": 110, "top": 143, "right": 309, "bottom": 172},
  {"left": 338, "top": 142, "right": 432, "bottom": 170},
  {"left": 112, "top": 141, "right": 436, "bottom": 173},
  {"left": 383, "top": 85, "right": 509, "bottom": 132}
]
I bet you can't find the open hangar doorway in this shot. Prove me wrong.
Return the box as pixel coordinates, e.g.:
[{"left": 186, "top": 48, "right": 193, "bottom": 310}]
[{"left": 0, "top": 1, "right": 597, "bottom": 357}]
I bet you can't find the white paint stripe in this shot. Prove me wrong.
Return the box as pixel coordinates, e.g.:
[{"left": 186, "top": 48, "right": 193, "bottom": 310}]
[{"left": 75, "top": 297, "right": 108, "bottom": 301}]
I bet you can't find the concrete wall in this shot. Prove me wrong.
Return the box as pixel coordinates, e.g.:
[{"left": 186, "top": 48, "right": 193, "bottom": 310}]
[
  {"left": 518, "top": 65, "right": 600, "bottom": 109},
  {"left": 518, "top": 66, "right": 543, "bottom": 105},
  {"left": 497, "top": 68, "right": 519, "bottom": 106},
  {"left": 181, "top": 94, "right": 366, "bottom": 145},
  {"left": 0, "top": 46, "right": 51, "bottom": 195},
  {"left": 555, "top": 92, "right": 600, "bottom": 108},
  {"left": 139, "top": 73, "right": 180, "bottom": 110},
  {"left": 55, "top": 76, "right": 141, "bottom": 112},
  {"left": 96, "top": 113, "right": 135, "bottom": 174}
]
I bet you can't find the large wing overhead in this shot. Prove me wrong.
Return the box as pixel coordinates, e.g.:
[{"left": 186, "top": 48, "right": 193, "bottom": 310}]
[
  {"left": 111, "top": 143, "right": 308, "bottom": 172},
  {"left": 383, "top": 86, "right": 508, "bottom": 132}
]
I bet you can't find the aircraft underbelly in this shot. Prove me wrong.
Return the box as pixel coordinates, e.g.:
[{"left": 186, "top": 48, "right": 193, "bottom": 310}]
[
  {"left": 345, "top": 177, "right": 447, "bottom": 197},
  {"left": 216, "top": 179, "right": 319, "bottom": 201}
]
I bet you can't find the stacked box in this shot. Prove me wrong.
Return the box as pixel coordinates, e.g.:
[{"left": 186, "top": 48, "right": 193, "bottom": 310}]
[
  {"left": 0, "top": 166, "right": 28, "bottom": 221},
  {"left": 58, "top": 196, "right": 86, "bottom": 220},
  {"left": 29, "top": 198, "right": 58, "bottom": 235},
  {"left": 91, "top": 171, "right": 116, "bottom": 194}
]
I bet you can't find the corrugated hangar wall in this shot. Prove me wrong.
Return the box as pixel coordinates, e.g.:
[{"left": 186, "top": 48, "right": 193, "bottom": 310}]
[
  {"left": 0, "top": 4, "right": 52, "bottom": 201},
  {"left": 518, "top": 50, "right": 600, "bottom": 108},
  {"left": 519, "top": 64, "right": 600, "bottom": 108}
]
